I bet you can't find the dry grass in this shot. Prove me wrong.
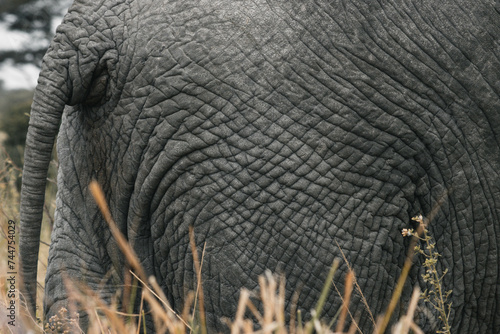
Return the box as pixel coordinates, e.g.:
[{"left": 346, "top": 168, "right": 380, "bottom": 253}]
[
  {"left": 0, "top": 149, "right": 443, "bottom": 334},
  {"left": 0, "top": 148, "right": 56, "bottom": 333}
]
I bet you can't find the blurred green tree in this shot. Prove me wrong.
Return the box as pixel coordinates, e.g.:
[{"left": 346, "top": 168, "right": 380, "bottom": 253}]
[
  {"left": 0, "top": 1, "right": 65, "bottom": 190},
  {"left": 0, "top": 0, "right": 71, "bottom": 66},
  {"left": 0, "top": 89, "right": 33, "bottom": 167}
]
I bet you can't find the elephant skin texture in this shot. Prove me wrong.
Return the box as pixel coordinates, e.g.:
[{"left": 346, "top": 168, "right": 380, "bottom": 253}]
[{"left": 20, "top": 0, "right": 500, "bottom": 332}]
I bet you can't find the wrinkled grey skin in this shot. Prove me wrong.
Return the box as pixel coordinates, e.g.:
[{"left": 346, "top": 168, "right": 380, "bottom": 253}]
[{"left": 20, "top": 0, "right": 500, "bottom": 332}]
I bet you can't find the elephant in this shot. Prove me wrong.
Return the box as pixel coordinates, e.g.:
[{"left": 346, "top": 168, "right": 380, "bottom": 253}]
[{"left": 20, "top": 0, "right": 500, "bottom": 332}]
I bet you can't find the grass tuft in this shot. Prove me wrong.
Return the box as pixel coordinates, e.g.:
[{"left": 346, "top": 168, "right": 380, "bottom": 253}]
[{"left": 410, "top": 215, "right": 452, "bottom": 334}]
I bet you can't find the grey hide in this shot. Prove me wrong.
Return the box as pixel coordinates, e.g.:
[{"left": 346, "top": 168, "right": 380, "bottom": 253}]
[{"left": 20, "top": 0, "right": 500, "bottom": 332}]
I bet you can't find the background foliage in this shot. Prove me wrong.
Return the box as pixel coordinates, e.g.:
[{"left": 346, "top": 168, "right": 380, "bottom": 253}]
[
  {"left": 0, "top": 0, "right": 70, "bottom": 174},
  {"left": 0, "top": 0, "right": 71, "bottom": 66},
  {"left": 0, "top": 89, "right": 33, "bottom": 167}
]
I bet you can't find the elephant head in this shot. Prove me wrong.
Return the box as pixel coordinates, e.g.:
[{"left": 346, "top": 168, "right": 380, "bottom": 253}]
[{"left": 20, "top": 0, "right": 500, "bottom": 332}]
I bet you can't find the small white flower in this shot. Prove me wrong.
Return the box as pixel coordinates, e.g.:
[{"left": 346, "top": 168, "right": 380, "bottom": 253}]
[{"left": 401, "top": 228, "right": 412, "bottom": 237}]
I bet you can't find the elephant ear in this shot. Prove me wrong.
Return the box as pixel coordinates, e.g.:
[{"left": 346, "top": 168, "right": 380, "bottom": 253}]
[{"left": 19, "top": 7, "right": 118, "bottom": 316}]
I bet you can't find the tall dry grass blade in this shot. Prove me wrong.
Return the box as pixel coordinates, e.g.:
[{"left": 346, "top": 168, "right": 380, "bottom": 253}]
[
  {"left": 231, "top": 288, "right": 250, "bottom": 334},
  {"left": 130, "top": 271, "right": 190, "bottom": 329},
  {"left": 189, "top": 225, "right": 207, "bottom": 334},
  {"left": 148, "top": 275, "right": 173, "bottom": 316},
  {"left": 141, "top": 310, "right": 148, "bottom": 334},
  {"left": 123, "top": 265, "right": 138, "bottom": 319},
  {"left": 425, "top": 191, "right": 450, "bottom": 229},
  {"left": 260, "top": 272, "right": 277, "bottom": 333},
  {"left": 243, "top": 319, "right": 254, "bottom": 334},
  {"left": 90, "top": 180, "right": 190, "bottom": 331},
  {"left": 191, "top": 240, "right": 207, "bottom": 329},
  {"left": 64, "top": 278, "right": 129, "bottom": 334},
  {"left": 346, "top": 315, "right": 359, "bottom": 334},
  {"left": 276, "top": 274, "right": 286, "bottom": 334},
  {"left": 397, "top": 287, "right": 420, "bottom": 334},
  {"left": 245, "top": 297, "right": 263, "bottom": 323},
  {"left": 135, "top": 292, "right": 145, "bottom": 334},
  {"left": 314, "top": 259, "right": 340, "bottom": 318},
  {"left": 137, "top": 286, "right": 174, "bottom": 333},
  {"left": 182, "top": 291, "right": 195, "bottom": 326},
  {"left": 334, "top": 239, "right": 376, "bottom": 329},
  {"left": 297, "top": 309, "right": 303, "bottom": 334},
  {"left": 410, "top": 323, "right": 425, "bottom": 334},
  {"left": 374, "top": 253, "right": 413, "bottom": 334},
  {"left": 94, "top": 309, "right": 106, "bottom": 334},
  {"left": 377, "top": 192, "right": 449, "bottom": 334},
  {"left": 289, "top": 288, "right": 301, "bottom": 334},
  {"left": 304, "top": 258, "right": 339, "bottom": 334},
  {"left": 336, "top": 270, "right": 354, "bottom": 333},
  {"left": 89, "top": 181, "right": 147, "bottom": 282},
  {"left": 331, "top": 279, "right": 361, "bottom": 334}
]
